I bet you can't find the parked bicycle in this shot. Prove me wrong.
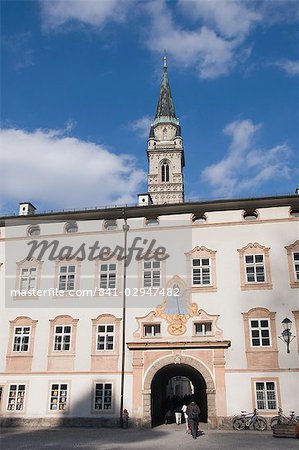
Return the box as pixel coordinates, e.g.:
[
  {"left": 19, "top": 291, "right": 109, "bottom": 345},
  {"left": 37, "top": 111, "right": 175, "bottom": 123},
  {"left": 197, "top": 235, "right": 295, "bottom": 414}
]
[
  {"left": 233, "top": 409, "right": 267, "bottom": 431},
  {"left": 270, "top": 408, "right": 299, "bottom": 429}
]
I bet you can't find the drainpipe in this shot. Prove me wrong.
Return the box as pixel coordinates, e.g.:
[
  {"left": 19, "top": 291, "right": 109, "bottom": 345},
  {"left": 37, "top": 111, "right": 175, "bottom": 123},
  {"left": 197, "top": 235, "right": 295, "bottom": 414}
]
[{"left": 120, "top": 215, "right": 129, "bottom": 427}]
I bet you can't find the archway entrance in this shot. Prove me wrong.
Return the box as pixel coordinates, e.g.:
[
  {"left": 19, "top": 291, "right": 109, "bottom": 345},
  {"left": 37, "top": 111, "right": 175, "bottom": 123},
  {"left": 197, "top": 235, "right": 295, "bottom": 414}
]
[{"left": 151, "top": 363, "right": 207, "bottom": 427}]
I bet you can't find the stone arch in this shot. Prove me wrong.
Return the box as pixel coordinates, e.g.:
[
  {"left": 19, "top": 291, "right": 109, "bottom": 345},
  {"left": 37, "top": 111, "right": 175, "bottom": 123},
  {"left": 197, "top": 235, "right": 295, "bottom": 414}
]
[{"left": 143, "top": 354, "right": 216, "bottom": 425}]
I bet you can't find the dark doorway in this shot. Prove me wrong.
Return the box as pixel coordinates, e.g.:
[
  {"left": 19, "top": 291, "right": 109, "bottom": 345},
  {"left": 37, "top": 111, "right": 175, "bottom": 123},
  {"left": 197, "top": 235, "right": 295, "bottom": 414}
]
[{"left": 151, "top": 363, "right": 207, "bottom": 427}]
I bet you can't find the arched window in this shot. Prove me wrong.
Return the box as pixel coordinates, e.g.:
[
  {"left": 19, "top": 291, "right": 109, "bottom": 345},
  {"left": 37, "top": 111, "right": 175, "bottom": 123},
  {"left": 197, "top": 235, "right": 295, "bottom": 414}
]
[
  {"left": 103, "top": 220, "right": 117, "bottom": 231},
  {"left": 27, "top": 225, "right": 40, "bottom": 236},
  {"left": 65, "top": 221, "right": 78, "bottom": 233},
  {"left": 243, "top": 210, "right": 258, "bottom": 221},
  {"left": 161, "top": 162, "right": 169, "bottom": 182},
  {"left": 163, "top": 128, "right": 167, "bottom": 140}
]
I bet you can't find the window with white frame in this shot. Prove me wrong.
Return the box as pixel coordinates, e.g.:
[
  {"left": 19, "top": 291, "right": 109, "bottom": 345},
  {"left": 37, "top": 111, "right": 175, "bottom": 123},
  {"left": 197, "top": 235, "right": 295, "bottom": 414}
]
[
  {"left": 144, "top": 324, "right": 161, "bottom": 337},
  {"left": 94, "top": 383, "right": 112, "bottom": 410},
  {"left": 194, "top": 322, "right": 212, "bottom": 336},
  {"left": 97, "top": 325, "right": 114, "bottom": 350},
  {"left": 19, "top": 267, "right": 37, "bottom": 291},
  {"left": 49, "top": 383, "right": 68, "bottom": 411},
  {"left": 143, "top": 261, "right": 160, "bottom": 287},
  {"left": 99, "top": 263, "right": 116, "bottom": 289},
  {"left": 12, "top": 326, "right": 31, "bottom": 352},
  {"left": 250, "top": 319, "right": 271, "bottom": 347},
  {"left": 192, "top": 258, "right": 211, "bottom": 285},
  {"left": 54, "top": 325, "right": 72, "bottom": 351},
  {"left": 7, "top": 384, "right": 26, "bottom": 411},
  {"left": 255, "top": 381, "right": 277, "bottom": 410},
  {"left": 245, "top": 254, "right": 265, "bottom": 283},
  {"left": 58, "top": 265, "right": 76, "bottom": 291},
  {"left": 293, "top": 252, "right": 299, "bottom": 281}
]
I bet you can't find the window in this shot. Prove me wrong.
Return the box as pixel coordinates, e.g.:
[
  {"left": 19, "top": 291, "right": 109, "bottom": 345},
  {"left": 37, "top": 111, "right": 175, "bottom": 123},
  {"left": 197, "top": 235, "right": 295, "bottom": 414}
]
[
  {"left": 143, "top": 261, "right": 161, "bottom": 287},
  {"left": 65, "top": 221, "right": 78, "bottom": 233},
  {"left": 104, "top": 220, "right": 117, "bottom": 231},
  {"left": 58, "top": 265, "right": 76, "bottom": 291},
  {"left": 192, "top": 258, "right": 211, "bottom": 285},
  {"left": 12, "top": 326, "right": 31, "bottom": 352},
  {"left": 145, "top": 218, "right": 159, "bottom": 227},
  {"left": 27, "top": 225, "right": 40, "bottom": 236},
  {"left": 245, "top": 254, "right": 265, "bottom": 283},
  {"left": 15, "top": 258, "right": 43, "bottom": 298},
  {"left": 192, "top": 215, "right": 206, "bottom": 224},
  {"left": 161, "top": 161, "right": 169, "bottom": 182},
  {"left": 163, "top": 127, "right": 167, "bottom": 140},
  {"left": 6, "top": 317, "right": 37, "bottom": 372},
  {"left": 242, "top": 308, "right": 278, "bottom": 369},
  {"left": 7, "top": 384, "right": 26, "bottom": 411},
  {"left": 285, "top": 241, "right": 299, "bottom": 288},
  {"left": 250, "top": 319, "right": 271, "bottom": 347},
  {"left": 91, "top": 315, "right": 121, "bottom": 371},
  {"left": 238, "top": 243, "right": 272, "bottom": 290},
  {"left": 290, "top": 209, "right": 299, "bottom": 217},
  {"left": 94, "top": 383, "right": 112, "bottom": 410},
  {"left": 97, "top": 324, "right": 114, "bottom": 350},
  {"left": 144, "top": 324, "right": 161, "bottom": 337},
  {"left": 49, "top": 383, "right": 68, "bottom": 411},
  {"left": 54, "top": 325, "right": 72, "bottom": 351},
  {"left": 20, "top": 267, "right": 37, "bottom": 291},
  {"left": 194, "top": 322, "right": 212, "bottom": 336},
  {"left": 186, "top": 246, "right": 217, "bottom": 292},
  {"left": 255, "top": 381, "right": 277, "bottom": 410},
  {"left": 48, "top": 315, "right": 78, "bottom": 371},
  {"left": 293, "top": 253, "right": 299, "bottom": 281},
  {"left": 99, "top": 264, "right": 116, "bottom": 289},
  {"left": 243, "top": 210, "right": 258, "bottom": 221}
]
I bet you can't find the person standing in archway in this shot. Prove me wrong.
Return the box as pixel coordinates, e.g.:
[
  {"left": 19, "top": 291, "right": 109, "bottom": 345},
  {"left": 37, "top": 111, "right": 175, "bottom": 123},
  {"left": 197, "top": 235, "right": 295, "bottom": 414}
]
[
  {"left": 174, "top": 404, "right": 182, "bottom": 425},
  {"left": 186, "top": 401, "right": 200, "bottom": 439},
  {"left": 181, "top": 403, "right": 189, "bottom": 433}
]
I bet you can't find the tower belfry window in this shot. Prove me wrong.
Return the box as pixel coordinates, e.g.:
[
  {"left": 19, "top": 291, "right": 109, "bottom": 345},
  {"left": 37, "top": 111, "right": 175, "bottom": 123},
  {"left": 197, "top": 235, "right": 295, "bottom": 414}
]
[
  {"left": 161, "top": 162, "right": 169, "bottom": 182},
  {"left": 163, "top": 128, "right": 167, "bottom": 140}
]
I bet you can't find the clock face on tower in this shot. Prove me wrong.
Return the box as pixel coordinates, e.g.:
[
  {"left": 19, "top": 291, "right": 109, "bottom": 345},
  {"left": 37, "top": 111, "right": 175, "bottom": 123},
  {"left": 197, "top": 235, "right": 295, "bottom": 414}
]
[{"left": 154, "top": 124, "right": 176, "bottom": 141}]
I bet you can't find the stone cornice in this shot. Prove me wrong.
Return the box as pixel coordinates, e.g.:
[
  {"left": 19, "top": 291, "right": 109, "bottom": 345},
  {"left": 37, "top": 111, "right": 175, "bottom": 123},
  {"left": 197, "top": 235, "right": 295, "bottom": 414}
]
[
  {"left": 1, "top": 194, "right": 298, "bottom": 226},
  {"left": 127, "top": 340, "right": 231, "bottom": 350}
]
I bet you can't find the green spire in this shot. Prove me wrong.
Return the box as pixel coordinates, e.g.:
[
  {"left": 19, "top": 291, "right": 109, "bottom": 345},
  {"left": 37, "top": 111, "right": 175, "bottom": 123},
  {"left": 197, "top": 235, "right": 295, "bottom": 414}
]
[{"left": 154, "top": 55, "right": 178, "bottom": 124}]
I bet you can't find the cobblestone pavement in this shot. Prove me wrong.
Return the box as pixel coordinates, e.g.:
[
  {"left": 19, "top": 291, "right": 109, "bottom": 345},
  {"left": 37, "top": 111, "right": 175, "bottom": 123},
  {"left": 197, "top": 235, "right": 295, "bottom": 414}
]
[{"left": 1, "top": 423, "right": 298, "bottom": 450}]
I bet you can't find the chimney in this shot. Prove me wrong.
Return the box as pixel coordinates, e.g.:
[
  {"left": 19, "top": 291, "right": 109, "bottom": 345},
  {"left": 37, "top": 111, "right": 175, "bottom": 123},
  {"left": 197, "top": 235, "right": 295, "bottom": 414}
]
[
  {"left": 19, "top": 202, "right": 36, "bottom": 216},
  {"left": 137, "top": 193, "right": 153, "bottom": 207}
]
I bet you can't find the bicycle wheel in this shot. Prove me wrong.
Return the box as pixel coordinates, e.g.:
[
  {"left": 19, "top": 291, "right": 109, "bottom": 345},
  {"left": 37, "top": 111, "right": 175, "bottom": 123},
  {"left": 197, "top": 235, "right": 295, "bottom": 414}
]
[
  {"left": 233, "top": 418, "right": 245, "bottom": 431},
  {"left": 270, "top": 417, "right": 279, "bottom": 429},
  {"left": 253, "top": 417, "right": 267, "bottom": 431}
]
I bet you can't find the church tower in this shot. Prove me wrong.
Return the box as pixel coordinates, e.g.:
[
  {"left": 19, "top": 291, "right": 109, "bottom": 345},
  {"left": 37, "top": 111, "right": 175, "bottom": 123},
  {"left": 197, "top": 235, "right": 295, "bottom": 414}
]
[{"left": 147, "top": 56, "right": 185, "bottom": 205}]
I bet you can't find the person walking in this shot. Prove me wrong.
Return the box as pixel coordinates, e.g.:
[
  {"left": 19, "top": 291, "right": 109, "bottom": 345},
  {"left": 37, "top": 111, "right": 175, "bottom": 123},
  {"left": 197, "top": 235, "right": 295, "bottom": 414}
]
[
  {"left": 122, "top": 409, "right": 129, "bottom": 428},
  {"left": 174, "top": 404, "right": 182, "bottom": 425},
  {"left": 186, "top": 401, "right": 200, "bottom": 439},
  {"left": 181, "top": 403, "right": 189, "bottom": 433}
]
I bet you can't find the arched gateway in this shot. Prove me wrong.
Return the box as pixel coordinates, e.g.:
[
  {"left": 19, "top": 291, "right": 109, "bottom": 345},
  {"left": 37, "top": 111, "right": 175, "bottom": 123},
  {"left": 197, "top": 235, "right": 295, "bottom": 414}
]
[{"left": 143, "top": 355, "right": 216, "bottom": 427}]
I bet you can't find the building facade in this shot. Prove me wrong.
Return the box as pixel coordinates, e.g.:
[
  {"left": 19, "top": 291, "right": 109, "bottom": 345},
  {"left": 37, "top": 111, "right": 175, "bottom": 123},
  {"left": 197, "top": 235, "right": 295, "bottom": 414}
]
[{"left": 0, "top": 61, "right": 298, "bottom": 428}]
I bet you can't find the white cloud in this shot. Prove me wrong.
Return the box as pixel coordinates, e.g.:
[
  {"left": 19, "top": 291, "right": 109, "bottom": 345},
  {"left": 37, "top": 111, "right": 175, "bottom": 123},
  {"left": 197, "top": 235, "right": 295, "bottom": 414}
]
[
  {"left": 39, "top": 0, "right": 298, "bottom": 79},
  {"left": 202, "top": 119, "right": 292, "bottom": 196},
  {"left": 143, "top": 1, "right": 260, "bottom": 79},
  {"left": 0, "top": 127, "right": 145, "bottom": 212},
  {"left": 40, "top": 0, "right": 131, "bottom": 31},
  {"left": 179, "top": 0, "right": 261, "bottom": 39},
  {"left": 274, "top": 59, "right": 299, "bottom": 76},
  {"left": 129, "top": 116, "right": 152, "bottom": 139}
]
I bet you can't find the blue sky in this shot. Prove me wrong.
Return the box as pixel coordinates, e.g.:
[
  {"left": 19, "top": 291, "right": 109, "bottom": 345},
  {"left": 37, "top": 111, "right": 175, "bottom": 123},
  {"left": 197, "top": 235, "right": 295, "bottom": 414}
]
[{"left": 1, "top": 0, "right": 298, "bottom": 214}]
